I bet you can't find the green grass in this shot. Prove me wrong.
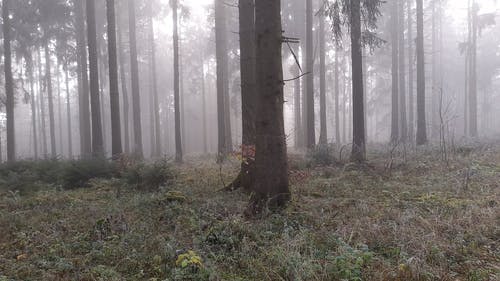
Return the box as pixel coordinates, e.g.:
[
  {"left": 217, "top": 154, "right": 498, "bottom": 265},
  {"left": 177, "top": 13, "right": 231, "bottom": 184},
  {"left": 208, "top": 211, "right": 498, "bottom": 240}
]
[{"left": 0, "top": 144, "right": 499, "bottom": 280}]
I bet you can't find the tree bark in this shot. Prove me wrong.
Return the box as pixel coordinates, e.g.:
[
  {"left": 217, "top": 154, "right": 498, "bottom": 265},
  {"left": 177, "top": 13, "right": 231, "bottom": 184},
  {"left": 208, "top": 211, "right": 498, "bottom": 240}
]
[
  {"left": 86, "top": 0, "right": 104, "bottom": 156},
  {"left": 107, "top": 0, "right": 123, "bottom": 157},
  {"left": 128, "top": 0, "right": 143, "bottom": 158},
  {"left": 2, "top": 0, "right": 15, "bottom": 162},
  {"left": 249, "top": 0, "right": 290, "bottom": 214},
  {"left": 416, "top": 0, "right": 427, "bottom": 145}
]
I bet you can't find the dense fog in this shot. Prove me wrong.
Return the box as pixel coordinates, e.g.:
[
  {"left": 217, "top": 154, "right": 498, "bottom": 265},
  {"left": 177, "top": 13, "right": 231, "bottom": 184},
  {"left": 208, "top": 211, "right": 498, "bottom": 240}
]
[{"left": 0, "top": 0, "right": 499, "bottom": 160}]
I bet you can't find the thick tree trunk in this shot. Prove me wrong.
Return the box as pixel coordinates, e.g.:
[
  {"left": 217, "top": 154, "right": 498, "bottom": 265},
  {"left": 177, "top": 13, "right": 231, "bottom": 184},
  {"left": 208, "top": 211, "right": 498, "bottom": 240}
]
[
  {"left": 172, "top": 0, "right": 183, "bottom": 162},
  {"left": 416, "top": 0, "right": 427, "bottom": 145},
  {"left": 350, "top": 0, "right": 365, "bottom": 162},
  {"left": 107, "top": 0, "right": 123, "bottom": 157},
  {"left": 128, "top": 0, "right": 143, "bottom": 158},
  {"left": 86, "top": 0, "right": 104, "bottom": 156},
  {"left": 318, "top": 13, "right": 327, "bottom": 145},
  {"left": 44, "top": 41, "right": 57, "bottom": 158},
  {"left": 305, "top": 0, "right": 315, "bottom": 148},
  {"left": 2, "top": 0, "right": 15, "bottom": 162},
  {"left": 390, "top": 0, "right": 399, "bottom": 144},
  {"left": 75, "top": 0, "right": 92, "bottom": 158},
  {"left": 226, "top": 0, "right": 257, "bottom": 192},
  {"left": 250, "top": 0, "right": 290, "bottom": 214}
]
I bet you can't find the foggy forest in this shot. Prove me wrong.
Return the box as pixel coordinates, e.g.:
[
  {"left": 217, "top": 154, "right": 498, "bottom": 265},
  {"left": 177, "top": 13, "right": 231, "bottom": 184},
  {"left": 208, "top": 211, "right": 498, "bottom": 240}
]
[{"left": 0, "top": 0, "right": 499, "bottom": 280}]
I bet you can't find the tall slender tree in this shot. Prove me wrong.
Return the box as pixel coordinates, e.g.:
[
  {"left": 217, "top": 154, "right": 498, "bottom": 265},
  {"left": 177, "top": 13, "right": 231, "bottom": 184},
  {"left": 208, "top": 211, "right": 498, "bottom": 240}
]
[
  {"left": 106, "top": 0, "right": 122, "bottom": 157},
  {"left": 318, "top": 12, "right": 327, "bottom": 145},
  {"left": 350, "top": 0, "right": 365, "bottom": 162},
  {"left": 3, "top": 0, "right": 15, "bottom": 162},
  {"left": 172, "top": 0, "right": 182, "bottom": 162},
  {"left": 390, "top": 0, "right": 399, "bottom": 144},
  {"left": 147, "top": 0, "right": 161, "bottom": 156},
  {"left": 399, "top": 0, "right": 407, "bottom": 143},
  {"left": 305, "top": 0, "right": 315, "bottom": 148},
  {"left": 64, "top": 64, "right": 73, "bottom": 158},
  {"left": 44, "top": 40, "right": 57, "bottom": 157},
  {"left": 408, "top": 0, "right": 415, "bottom": 142},
  {"left": 128, "top": 0, "right": 143, "bottom": 158},
  {"left": 117, "top": 0, "right": 130, "bottom": 154},
  {"left": 86, "top": 0, "right": 104, "bottom": 156},
  {"left": 215, "top": 0, "right": 230, "bottom": 157},
  {"left": 416, "top": 0, "right": 427, "bottom": 145},
  {"left": 75, "top": 0, "right": 92, "bottom": 157}
]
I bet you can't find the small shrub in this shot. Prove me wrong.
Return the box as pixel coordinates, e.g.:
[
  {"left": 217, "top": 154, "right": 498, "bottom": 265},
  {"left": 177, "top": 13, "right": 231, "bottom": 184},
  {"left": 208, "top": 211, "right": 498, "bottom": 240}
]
[
  {"left": 307, "top": 144, "right": 337, "bottom": 167},
  {"left": 124, "top": 160, "right": 173, "bottom": 191},
  {"left": 60, "top": 158, "right": 116, "bottom": 189}
]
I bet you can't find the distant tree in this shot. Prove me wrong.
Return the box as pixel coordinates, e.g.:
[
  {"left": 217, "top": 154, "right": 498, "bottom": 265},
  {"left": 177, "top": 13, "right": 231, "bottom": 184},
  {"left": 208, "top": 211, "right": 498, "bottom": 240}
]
[
  {"left": 249, "top": 0, "right": 290, "bottom": 214},
  {"left": 416, "top": 0, "right": 427, "bottom": 145},
  {"left": 75, "top": 0, "right": 92, "bottom": 157},
  {"left": 116, "top": 0, "right": 130, "bottom": 154},
  {"left": 3, "top": 0, "right": 15, "bottom": 162},
  {"left": 305, "top": 0, "right": 315, "bottom": 148},
  {"left": 128, "top": 0, "right": 143, "bottom": 158},
  {"left": 172, "top": 0, "right": 182, "bottom": 163},
  {"left": 106, "top": 0, "right": 122, "bottom": 157},
  {"left": 147, "top": 0, "right": 161, "bottom": 157},
  {"left": 407, "top": 0, "right": 415, "bottom": 142},
  {"left": 399, "top": 0, "right": 407, "bottom": 143},
  {"left": 325, "top": 0, "right": 383, "bottom": 161},
  {"left": 215, "top": 0, "right": 231, "bottom": 158},
  {"left": 390, "top": 0, "right": 399, "bottom": 144},
  {"left": 318, "top": 12, "right": 327, "bottom": 145}
]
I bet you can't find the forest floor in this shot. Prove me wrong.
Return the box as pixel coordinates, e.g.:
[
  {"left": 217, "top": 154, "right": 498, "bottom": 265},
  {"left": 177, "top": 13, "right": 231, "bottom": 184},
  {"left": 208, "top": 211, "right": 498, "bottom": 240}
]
[{"left": 0, "top": 142, "right": 499, "bottom": 281}]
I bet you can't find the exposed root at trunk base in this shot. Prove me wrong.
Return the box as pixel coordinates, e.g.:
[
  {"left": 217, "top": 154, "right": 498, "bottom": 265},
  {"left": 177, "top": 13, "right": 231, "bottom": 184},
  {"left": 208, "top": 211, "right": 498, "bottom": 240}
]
[
  {"left": 224, "top": 160, "right": 255, "bottom": 192},
  {"left": 244, "top": 192, "right": 290, "bottom": 218}
]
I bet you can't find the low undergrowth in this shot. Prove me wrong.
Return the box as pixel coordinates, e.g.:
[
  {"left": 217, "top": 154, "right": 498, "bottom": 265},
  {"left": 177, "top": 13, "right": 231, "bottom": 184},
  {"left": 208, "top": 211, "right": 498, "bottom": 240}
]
[{"left": 0, "top": 144, "right": 499, "bottom": 280}]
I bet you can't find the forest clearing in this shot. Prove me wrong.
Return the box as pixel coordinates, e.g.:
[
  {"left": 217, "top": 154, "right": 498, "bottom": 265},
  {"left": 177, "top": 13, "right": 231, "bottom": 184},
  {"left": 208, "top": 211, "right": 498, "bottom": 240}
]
[{"left": 1, "top": 143, "right": 498, "bottom": 281}]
